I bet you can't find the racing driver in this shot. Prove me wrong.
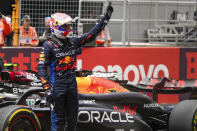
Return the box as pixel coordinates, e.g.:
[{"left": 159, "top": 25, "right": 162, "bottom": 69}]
[{"left": 38, "top": 3, "right": 114, "bottom": 131}]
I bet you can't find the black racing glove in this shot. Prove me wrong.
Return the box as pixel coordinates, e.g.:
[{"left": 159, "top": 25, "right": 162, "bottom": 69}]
[
  {"left": 45, "top": 89, "right": 53, "bottom": 103},
  {"left": 42, "top": 82, "right": 53, "bottom": 103},
  {"left": 42, "top": 82, "right": 50, "bottom": 90},
  {"left": 104, "top": 2, "right": 114, "bottom": 21}
]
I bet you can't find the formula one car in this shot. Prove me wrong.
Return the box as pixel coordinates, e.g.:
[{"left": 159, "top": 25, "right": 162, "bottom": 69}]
[
  {"left": 0, "top": 60, "right": 42, "bottom": 103},
  {"left": 0, "top": 59, "right": 126, "bottom": 103},
  {"left": 0, "top": 57, "right": 197, "bottom": 131}
]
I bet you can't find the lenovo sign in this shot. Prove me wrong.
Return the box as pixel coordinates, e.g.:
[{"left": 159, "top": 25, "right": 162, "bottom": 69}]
[
  {"left": 77, "top": 47, "right": 179, "bottom": 84},
  {"left": 77, "top": 60, "right": 169, "bottom": 85},
  {"left": 0, "top": 47, "right": 183, "bottom": 103}
]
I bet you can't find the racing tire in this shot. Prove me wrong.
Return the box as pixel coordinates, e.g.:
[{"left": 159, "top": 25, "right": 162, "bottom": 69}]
[
  {"left": 169, "top": 100, "right": 197, "bottom": 131},
  {"left": 0, "top": 105, "right": 41, "bottom": 131}
]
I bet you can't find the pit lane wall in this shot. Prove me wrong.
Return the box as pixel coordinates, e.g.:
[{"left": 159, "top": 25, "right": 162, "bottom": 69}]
[{"left": 0, "top": 47, "right": 195, "bottom": 103}]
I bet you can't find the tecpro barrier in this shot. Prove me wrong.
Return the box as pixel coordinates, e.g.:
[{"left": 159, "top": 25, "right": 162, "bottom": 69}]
[{"left": 0, "top": 47, "right": 196, "bottom": 103}]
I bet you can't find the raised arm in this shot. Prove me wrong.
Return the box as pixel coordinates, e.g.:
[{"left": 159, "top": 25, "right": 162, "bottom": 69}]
[{"left": 73, "top": 3, "right": 113, "bottom": 47}]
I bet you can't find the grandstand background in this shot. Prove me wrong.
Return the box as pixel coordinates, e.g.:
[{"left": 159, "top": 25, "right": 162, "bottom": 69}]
[{"left": 6, "top": 0, "right": 197, "bottom": 46}]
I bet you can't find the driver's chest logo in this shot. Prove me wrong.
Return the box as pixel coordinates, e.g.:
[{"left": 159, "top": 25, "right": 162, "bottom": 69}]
[
  {"left": 59, "top": 56, "right": 74, "bottom": 64},
  {"left": 56, "top": 56, "right": 75, "bottom": 71}
]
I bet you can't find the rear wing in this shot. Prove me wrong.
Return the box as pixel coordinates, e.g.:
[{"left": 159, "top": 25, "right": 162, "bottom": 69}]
[
  {"left": 124, "top": 77, "right": 197, "bottom": 102},
  {"left": 139, "top": 77, "right": 197, "bottom": 88}
]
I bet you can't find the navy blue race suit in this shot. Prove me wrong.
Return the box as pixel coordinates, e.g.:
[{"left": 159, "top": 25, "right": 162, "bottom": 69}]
[{"left": 38, "top": 13, "right": 111, "bottom": 131}]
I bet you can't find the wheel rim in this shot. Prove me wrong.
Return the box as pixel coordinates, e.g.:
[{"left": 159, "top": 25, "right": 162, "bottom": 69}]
[
  {"left": 12, "top": 119, "right": 33, "bottom": 131},
  {"left": 9, "top": 115, "right": 37, "bottom": 131}
]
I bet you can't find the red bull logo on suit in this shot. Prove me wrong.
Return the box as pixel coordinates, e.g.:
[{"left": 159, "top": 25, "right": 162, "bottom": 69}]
[
  {"left": 59, "top": 56, "right": 74, "bottom": 64},
  {"left": 56, "top": 56, "right": 75, "bottom": 71}
]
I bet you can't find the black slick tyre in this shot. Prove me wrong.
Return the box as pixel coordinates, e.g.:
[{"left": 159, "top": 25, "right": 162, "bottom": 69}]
[
  {"left": 0, "top": 105, "right": 41, "bottom": 131},
  {"left": 169, "top": 100, "right": 197, "bottom": 131}
]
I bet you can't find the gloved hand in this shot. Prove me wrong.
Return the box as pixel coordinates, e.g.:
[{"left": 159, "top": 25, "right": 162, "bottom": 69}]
[
  {"left": 105, "top": 2, "right": 114, "bottom": 21},
  {"left": 42, "top": 82, "right": 53, "bottom": 103},
  {"left": 45, "top": 89, "right": 53, "bottom": 103},
  {"left": 42, "top": 82, "right": 50, "bottom": 90}
]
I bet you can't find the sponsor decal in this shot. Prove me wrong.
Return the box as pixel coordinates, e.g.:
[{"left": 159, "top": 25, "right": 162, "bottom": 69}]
[
  {"left": 86, "top": 77, "right": 122, "bottom": 94},
  {"left": 115, "top": 129, "right": 124, "bottom": 131},
  {"left": 13, "top": 88, "right": 25, "bottom": 94},
  {"left": 56, "top": 61, "right": 76, "bottom": 71},
  {"left": 180, "top": 48, "right": 197, "bottom": 79},
  {"left": 76, "top": 59, "right": 170, "bottom": 85},
  {"left": 144, "top": 103, "right": 160, "bottom": 108},
  {"left": 26, "top": 99, "right": 40, "bottom": 105},
  {"left": 88, "top": 72, "right": 120, "bottom": 78},
  {"left": 113, "top": 105, "right": 137, "bottom": 115},
  {"left": 54, "top": 48, "right": 60, "bottom": 51},
  {"left": 183, "top": 51, "right": 197, "bottom": 79},
  {"left": 58, "top": 56, "right": 74, "bottom": 64},
  {"left": 30, "top": 82, "right": 42, "bottom": 86},
  {"left": 83, "top": 100, "right": 96, "bottom": 104},
  {"left": 20, "top": 72, "right": 38, "bottom": 81},
  {"left": 115, "top": 129, "right": 135, "bottom": 131},
  {"left": 3, "top": 83, "right": 13, "bottom": 87},
  {"left": 39, "top": 58, "right": 45, "bottom": 61},
  {"left": 39, "top": 61, "right": 44, "bottom": 64},
  {"left": 40, "top": 53, "right": 45, "bottom": 58},
  {"left": 78, "top": 111, "right": 134, "bottom": 123},
  {"left": 55, "top": 56, "right": 75, "bottom": 71},
  {"left": 41, "top": 77, "right": 47, "bottom": 84},
  {"left": 91, "top": 64, "right": 169, "bottom": 85},
  {"left": 56, "top": 50, "right": 76, "bottom": 57}
]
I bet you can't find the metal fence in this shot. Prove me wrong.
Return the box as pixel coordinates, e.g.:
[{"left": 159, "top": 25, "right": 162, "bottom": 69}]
[
  {"left": 78, "top": 0, "right": 197, "bottom": 45},
  {"left": 20, "top": 0, "right": 79, "bottom": 37},
  {"left": 128, "top": 0, "right": 197, "bottom": 44},
  {"left": 16, "top": 0, "right": 197, "bottom": 46}
]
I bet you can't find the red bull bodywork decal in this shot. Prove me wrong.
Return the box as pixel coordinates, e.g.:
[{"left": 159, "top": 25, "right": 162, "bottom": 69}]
[{"left": 77, "top": 77, "right": 128, "bottom": 94}]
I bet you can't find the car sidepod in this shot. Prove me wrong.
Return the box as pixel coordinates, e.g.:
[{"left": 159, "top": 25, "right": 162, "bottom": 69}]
[{"left": 77, "top": 92, "right": 157, "bottom": 131}]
